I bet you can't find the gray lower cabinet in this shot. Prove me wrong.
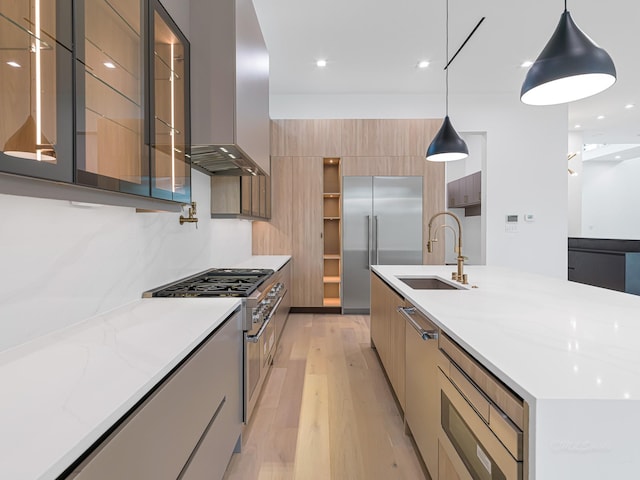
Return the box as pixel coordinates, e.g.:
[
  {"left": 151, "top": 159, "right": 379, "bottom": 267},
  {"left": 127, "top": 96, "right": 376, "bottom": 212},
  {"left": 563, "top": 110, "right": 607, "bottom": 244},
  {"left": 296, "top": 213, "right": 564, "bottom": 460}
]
[{"left": 67, "top": 311, "right": 242, "bottom": 480}]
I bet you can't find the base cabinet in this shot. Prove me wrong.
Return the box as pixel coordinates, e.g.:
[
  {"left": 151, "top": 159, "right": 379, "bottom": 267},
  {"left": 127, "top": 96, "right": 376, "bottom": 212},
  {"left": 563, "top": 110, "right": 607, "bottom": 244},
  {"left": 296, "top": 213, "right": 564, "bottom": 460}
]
[
  {"left": 405, "top": 304, "right": 439, "bottom": 478},
  {"left": 370, "top": 273, "right": 406, "bottom": 410},
  {"left": 67, "top": 311, "right": 242, "bottom": 480}
]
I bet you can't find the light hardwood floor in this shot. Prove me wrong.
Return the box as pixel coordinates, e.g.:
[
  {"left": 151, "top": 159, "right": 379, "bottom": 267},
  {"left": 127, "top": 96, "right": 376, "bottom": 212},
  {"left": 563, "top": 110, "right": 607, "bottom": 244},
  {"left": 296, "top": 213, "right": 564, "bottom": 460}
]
[{"left": 223, "top": 314, "right": 426, "bottom": 480}]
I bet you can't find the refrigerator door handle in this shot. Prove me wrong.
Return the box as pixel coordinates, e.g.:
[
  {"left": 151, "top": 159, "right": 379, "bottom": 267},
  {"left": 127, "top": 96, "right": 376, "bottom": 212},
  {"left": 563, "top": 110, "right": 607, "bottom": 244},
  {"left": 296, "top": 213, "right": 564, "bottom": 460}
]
[
  {"left": 367, "top": 215, "right": 372, "bottom": 269},
  {"left": 374, "top": 215, "right": 379, "bottom": 264}
]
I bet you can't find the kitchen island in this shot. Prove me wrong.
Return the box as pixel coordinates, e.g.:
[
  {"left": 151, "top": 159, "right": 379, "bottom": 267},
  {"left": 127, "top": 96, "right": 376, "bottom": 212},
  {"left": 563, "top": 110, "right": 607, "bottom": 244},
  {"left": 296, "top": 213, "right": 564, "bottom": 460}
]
[{"left": 373, "top": 264, "right": 640, "bottom": 480}]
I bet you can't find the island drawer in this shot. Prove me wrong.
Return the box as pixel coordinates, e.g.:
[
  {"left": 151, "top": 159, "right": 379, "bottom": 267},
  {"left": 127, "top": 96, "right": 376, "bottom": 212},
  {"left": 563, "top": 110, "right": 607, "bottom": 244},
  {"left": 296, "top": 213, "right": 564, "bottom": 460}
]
[{"left": 439, "top": 333, "right": 525, "bottom": 431}]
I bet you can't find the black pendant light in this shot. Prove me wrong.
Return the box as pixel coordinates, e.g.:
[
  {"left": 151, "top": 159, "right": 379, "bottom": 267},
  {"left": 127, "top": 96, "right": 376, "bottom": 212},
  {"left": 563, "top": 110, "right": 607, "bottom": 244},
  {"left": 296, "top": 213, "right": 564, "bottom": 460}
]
[
  {"left": 521, "top": 1, "right": 616, "bottom": 106},
  {"left": 426, "top": 0, "right": 470, "bottom": 162}
]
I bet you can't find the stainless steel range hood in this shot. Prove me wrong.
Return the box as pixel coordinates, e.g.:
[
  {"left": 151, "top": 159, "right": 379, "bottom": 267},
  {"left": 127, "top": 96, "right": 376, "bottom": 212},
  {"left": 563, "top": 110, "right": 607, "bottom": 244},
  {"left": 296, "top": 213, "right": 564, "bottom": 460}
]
[
  {"left": 190, "top": 145, "right": 264, "bottom": 176},
  {"left": 190, "top": 0, "right": 270, "bottom": 176}
]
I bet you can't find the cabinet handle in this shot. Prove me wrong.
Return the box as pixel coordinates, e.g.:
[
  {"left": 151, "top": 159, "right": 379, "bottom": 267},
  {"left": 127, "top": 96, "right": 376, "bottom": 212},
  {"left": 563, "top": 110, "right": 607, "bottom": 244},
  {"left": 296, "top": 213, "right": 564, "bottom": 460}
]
[
  {"left": 397, "top": 306, "right": 439, "bottom": 341},
  {"left": 374, "top": 215, "right": 379, "bottom": 264}
]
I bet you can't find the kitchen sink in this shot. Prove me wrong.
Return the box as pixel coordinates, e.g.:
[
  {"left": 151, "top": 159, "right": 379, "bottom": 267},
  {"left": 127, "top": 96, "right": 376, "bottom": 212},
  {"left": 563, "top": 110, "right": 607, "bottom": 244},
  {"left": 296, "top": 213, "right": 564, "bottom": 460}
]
[{"left": 397, "top": 276, "right": 463, "bottom": 290}]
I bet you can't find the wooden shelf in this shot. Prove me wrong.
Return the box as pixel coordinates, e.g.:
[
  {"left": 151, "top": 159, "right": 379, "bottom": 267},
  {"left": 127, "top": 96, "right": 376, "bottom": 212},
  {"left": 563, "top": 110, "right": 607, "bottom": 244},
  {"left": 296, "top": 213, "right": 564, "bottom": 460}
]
[
  {"left": 323, "top": 157, "right": 341, "bottom": 309},
  {"left": 323, "top": 298, "right": 341, "bottom": 307}
]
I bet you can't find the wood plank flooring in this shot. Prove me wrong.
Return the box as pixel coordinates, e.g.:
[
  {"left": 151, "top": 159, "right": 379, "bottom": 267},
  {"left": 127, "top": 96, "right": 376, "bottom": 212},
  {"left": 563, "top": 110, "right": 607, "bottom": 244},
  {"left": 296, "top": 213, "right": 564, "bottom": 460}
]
[{"left": 223, "top": 314, "right": 426, "bottom": 480}]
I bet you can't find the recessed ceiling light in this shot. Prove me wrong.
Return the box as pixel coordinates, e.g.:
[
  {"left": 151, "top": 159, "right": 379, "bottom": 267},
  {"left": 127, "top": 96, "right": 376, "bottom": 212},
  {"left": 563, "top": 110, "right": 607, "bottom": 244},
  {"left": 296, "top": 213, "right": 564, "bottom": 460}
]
[
  {"left": 597, "top": 115, "right": 605, "bottom": 120},
  {"left": 520, "top": 60, "right": 534, "bottom": 68},
  {"left": 417, "top": 60, "right": 430, "bottom": 69},
  {"left": 625, "top": 103, "right": 635, "bottom": 109},
  {"left": 103, "top": 62, "right": 116, "bottom": 69},
  {"left": 6, "top": 61, "right": 21, "bottom": 68},
  {"left": 316, "top": 59, "right": 327, "bottom": 68},
  {"left": 615, "top": 155, "right": 621, "bottom": 159},
  {"left": 574, "top": 124, "right": 581, "bottom": 129}
]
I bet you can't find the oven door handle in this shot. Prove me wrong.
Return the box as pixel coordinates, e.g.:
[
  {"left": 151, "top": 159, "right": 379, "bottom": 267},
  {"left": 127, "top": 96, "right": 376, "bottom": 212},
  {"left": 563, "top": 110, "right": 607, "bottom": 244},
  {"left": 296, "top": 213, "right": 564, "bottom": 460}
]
[{"left": 245, "top": 293, "right": 286, "bottom": 343}]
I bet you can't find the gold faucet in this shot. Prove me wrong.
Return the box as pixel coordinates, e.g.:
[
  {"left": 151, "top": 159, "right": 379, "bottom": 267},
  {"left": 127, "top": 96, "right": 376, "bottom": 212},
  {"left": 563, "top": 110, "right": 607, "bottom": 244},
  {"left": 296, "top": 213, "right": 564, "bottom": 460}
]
[
  {"left": 179, "top": 201, "right": 199, "bottom": 226},
  {"left": 427, "top": 211, "right": 467, "bottom": 284}
]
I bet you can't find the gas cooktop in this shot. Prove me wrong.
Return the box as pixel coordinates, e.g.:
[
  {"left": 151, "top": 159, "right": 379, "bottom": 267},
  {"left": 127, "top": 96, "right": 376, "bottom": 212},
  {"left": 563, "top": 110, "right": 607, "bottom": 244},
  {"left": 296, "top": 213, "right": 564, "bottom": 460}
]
[{"left": 143, "top": 268, "right": 274, "bottom": 298}]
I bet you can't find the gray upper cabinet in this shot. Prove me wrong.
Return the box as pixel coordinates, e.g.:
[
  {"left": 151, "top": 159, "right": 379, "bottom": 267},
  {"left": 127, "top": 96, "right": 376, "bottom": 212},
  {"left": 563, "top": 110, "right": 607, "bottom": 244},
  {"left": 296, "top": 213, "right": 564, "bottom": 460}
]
[
  {"left": 0, "top": 0, "right": 74, "bottom": 183},
  {"left": 0, "top": 0, "right": 190, "bottom": 206},
  {"left": 190, "top": 0, "right": 270, "bottom": 176}
]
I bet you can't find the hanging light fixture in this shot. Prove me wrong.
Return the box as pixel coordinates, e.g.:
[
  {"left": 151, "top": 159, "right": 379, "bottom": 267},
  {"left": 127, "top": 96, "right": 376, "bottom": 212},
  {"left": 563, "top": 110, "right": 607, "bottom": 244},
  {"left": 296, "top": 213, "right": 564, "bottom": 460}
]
[
  {"left": 427, "top": 1, "right": 483, "bottom": 162},
  {"left": 521, "top": 1, "right": 616, "bottom": 106}
]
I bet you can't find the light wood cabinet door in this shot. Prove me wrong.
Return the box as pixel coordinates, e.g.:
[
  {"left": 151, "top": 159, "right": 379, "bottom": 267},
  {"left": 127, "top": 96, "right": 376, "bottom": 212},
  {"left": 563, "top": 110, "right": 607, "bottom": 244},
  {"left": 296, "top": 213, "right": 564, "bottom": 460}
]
[
  {"left": 370, "top": 273, "right": 389, "bottom": 363},
  {"left": 291, "top": 157, "right": 324, "bottom": 307},
  {"left": 370, "top": 273, "right": 405, "bottom": 409},
  {"left": 405, "top": 306, "right": 440, "bottom": 477},
  {"left": 389, "top": 297, "right": 406, "bottom": 410}
]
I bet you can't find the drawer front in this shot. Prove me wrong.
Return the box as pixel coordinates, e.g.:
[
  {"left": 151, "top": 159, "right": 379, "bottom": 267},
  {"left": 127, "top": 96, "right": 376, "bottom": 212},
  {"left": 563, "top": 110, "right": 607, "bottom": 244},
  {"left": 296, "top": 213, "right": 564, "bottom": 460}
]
[
  {"left": 439, "top": 333, "right": 524, "bottom": 430},
  {"left": 69, "top": 312, "right": 242, "bottom": 480}
]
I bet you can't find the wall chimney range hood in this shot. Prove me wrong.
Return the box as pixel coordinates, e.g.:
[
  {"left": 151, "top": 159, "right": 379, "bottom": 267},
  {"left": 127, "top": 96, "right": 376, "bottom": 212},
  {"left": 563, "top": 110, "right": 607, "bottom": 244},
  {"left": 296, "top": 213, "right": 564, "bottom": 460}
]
[{"left": 190, "top": 0, "right": 270, "bottom": 176}]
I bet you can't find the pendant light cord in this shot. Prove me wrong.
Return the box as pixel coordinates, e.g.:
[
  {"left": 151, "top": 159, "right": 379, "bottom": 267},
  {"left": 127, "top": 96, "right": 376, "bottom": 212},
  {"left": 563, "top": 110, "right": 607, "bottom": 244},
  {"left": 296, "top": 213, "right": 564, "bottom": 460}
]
[
  {"left": 445, "top": 0, "right": 449, "bottom": 116},
  {"left": 564, "top": 0, "right": 567, "bottom": 12}
]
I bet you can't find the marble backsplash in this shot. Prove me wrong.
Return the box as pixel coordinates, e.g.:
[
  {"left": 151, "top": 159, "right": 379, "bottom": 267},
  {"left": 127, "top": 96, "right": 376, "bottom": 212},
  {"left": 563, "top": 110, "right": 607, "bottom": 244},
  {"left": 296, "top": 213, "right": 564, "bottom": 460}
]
[{"left": 0, "top": 169, "right": 252, "bottom": 352}]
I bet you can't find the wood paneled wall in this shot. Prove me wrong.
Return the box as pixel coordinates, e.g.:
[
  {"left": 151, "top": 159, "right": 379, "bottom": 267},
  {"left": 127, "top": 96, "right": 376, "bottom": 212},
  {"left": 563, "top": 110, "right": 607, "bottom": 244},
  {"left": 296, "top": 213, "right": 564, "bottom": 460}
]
[{"left": 254, "top": 119, "right": 447, "bottom": 306}]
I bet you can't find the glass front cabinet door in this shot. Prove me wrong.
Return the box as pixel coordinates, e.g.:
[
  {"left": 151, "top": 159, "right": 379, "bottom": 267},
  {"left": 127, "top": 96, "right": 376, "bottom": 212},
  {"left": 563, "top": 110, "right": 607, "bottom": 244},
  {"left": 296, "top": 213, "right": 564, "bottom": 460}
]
[
  {"left": 74, "top": 0, "right": 148, "bottom": 195},
  {"left": 149, "top": 0, "right": 190, "bottom": 203},
  {"left": 0, "top": 0, "right": 74, "bottom": 182}
]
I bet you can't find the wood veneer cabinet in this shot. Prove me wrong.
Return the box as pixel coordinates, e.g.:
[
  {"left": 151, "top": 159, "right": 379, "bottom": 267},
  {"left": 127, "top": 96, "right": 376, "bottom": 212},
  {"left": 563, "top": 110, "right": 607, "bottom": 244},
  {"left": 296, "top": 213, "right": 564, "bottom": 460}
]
[
  {"left": 292, "top": 157, "right": 324, "bottom": 307},
  {"left": 210, "top": 174, "right": 271, "bottom": 220},
  {"left": 370, "top": 273, "right": 405, "bottom": 410},
  {"left": 323, "top": 158, "right": 342, "bottom": 307},
  {"left": 253, "top": 119, "right": 446, "bottom": 308}
]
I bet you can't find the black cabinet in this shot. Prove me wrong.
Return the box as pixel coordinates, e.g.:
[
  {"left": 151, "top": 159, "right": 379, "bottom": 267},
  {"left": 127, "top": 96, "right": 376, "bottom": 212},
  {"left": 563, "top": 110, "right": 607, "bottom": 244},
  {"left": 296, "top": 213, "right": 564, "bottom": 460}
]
[
  {"left": 1, "top": 0, "right": 190, "bottom": 205},
  {"left": 568, "top": 238, "right": 640, "bottom": 295},
  {"left": 0, "top": 0, "right": 74, "bottom": 183}
]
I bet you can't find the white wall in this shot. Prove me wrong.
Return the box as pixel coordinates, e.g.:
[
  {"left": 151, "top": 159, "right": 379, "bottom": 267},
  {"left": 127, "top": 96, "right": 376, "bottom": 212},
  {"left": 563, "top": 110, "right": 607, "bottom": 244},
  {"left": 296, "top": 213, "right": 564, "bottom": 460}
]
[
  {"left": 271, "top": 93, "right": 568, "bottom": 278},
  {"left": 0, "top": 170, "right": 252, "bottom": 352},
  {"left": 581, "top": 158, "right": 640, "bottom": 239},
  {"left": 567, "top": 132, "right": 583, "bottom": 237}
]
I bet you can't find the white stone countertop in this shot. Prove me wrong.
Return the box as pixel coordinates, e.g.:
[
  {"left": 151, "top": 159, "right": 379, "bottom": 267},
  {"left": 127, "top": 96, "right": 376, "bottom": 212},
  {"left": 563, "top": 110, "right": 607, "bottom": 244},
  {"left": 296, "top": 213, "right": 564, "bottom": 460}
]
[
  {"left": 0, "top": 298, "right": 241, "bottom": 480},
  {"left": 231, "top": 255, "right": 291, "bottom": 271},
  {"left": 372, "top": 264, "right": 640, "bottom": 479}
]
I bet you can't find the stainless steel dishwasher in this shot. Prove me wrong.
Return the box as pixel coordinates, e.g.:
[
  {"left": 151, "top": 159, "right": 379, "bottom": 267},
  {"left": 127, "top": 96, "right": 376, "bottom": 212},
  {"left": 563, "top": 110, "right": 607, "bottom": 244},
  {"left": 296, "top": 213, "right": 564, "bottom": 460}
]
[{"left": 398, "top": 303, "right": 440, "bottom": 479}]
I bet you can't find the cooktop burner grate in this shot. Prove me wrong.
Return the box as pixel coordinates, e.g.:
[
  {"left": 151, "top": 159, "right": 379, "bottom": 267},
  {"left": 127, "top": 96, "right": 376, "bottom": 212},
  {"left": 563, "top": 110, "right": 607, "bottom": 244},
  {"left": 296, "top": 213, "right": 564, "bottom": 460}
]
[{"left": 147, "top": 268, "right": 274, "bottom": 298}]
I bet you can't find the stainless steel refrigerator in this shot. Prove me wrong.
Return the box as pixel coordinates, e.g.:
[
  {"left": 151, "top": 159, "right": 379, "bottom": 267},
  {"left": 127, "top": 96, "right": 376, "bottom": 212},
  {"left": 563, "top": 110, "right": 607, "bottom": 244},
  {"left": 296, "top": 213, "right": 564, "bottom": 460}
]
[{"left": 342, "top": 176, "right": 423, "bottom": 313}]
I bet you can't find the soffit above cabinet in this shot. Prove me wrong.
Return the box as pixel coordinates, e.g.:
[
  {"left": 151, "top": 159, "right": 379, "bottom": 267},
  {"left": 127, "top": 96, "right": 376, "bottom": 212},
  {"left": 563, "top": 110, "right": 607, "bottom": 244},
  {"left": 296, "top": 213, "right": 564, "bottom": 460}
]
[{"left": 190, "top": 0, "right": 270, "bottom": 176}]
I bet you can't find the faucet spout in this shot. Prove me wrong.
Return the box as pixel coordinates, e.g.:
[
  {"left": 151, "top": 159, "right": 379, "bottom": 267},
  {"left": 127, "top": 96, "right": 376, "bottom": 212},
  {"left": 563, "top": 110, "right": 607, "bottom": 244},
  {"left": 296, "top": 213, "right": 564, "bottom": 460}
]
[{"left": 427, "top": 211, "right": 466, "bottom": 283}]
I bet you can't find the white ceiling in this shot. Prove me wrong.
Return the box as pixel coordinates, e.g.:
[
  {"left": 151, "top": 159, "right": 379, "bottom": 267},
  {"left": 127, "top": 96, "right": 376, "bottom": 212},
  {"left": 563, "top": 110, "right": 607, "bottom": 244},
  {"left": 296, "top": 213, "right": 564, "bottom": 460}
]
[{"left": 253, "top": 0, "right": 640, "bottom": 144}]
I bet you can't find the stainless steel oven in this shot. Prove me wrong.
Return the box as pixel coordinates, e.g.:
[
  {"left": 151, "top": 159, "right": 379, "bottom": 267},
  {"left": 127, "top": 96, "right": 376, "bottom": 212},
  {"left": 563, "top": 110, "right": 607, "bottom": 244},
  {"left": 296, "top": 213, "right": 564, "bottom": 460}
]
[
  {"left": 437, "top": 334, "right": 526, "bottom": 480},
  {"left": 244, "top": 279, "right": 286, "bottom": 422},
  {"left": 143, "top": 267, "right": 287, "bottom": 424}
]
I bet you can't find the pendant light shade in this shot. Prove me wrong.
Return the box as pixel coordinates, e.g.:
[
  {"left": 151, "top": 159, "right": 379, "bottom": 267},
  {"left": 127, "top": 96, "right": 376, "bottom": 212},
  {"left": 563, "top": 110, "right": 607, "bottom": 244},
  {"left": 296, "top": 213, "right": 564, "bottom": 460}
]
[
  {"left": 521, "top": 10, "right": 616, "bottom": 106},
  {"left": 426, "top": 116, "right": 469, "bottom": 162},
  {"left": 426, "top": 0, "right": 472, "bottom": 163}
]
